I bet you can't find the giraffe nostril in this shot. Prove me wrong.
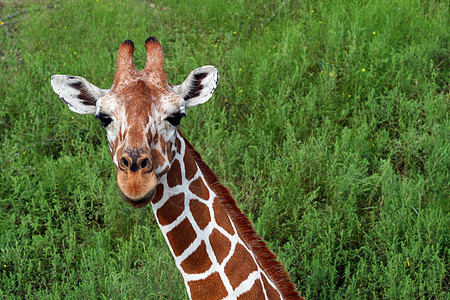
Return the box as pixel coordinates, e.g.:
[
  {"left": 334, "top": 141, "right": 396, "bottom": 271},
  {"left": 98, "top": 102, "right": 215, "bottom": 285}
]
[
  {"left": 121, "top": 157, "right": 129, "bottom": 169},
  {"left": 140, "top": 158, "right": 150, "bottom": 169}
]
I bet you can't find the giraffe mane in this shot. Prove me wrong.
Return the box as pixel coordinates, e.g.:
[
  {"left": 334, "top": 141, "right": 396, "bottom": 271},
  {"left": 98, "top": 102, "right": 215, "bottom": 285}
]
[{"left": 179, "top": 131, "right": 302, "bottom": 300}]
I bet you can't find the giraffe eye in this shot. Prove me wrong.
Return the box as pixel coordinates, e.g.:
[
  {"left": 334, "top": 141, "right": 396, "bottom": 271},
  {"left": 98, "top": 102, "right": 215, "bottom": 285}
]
[
  {"left": 165, "top": 112, "right": 186, "bottom": 127},
  {"left": 95, "top": 113, "right": 113, "bottom": 128}
]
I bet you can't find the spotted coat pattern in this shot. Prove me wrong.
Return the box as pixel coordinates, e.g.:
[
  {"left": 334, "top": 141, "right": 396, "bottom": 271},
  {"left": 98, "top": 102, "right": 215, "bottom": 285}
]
[{"left": 151, "top": 134, "right": 288, "bottom": 299}]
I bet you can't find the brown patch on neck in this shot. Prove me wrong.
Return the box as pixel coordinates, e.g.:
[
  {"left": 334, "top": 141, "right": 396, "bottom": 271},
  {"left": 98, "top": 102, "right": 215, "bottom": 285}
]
[
  {"left": 189, "top": 177, "right": 210, "bottom": 200},
  {"left": 176, "top": 136, "right": 182, "bottom": 154},
  {"left": 183, "top": 145, "right": 198, "bottom": 180},
  {"left": 152, "top": 184, "right": 164, "bottom": 204},
  {"left": 213, "top": 197, "right": 235, "bottom": 235},
  {"left": 190, "top": 199, "right": 210, "bottom": 230},
  {"left": 224, "top": 243, "right": 258, "bottom": 289},
  {"left": 167, "top": 159, "right": 182, "bottom": 188},
  {"left": 188, "top": 272, "right": 228, "bottom": 300},
  {"left": 179, "top": 132, "right": 302, "bottom": 300},
  {"left": 166, "top": 218, "right": 196, "bottom": 256},
  {"left": 237, "top": 279, "right": 264, "bottom": 300},
  {"left": 156, "top": 193, "right": 185, "bottom": 226},
  {"left": 209, "top": 228, "right": 231, "bottom": 264},
  {"left": 180, "top": 241, "right": 212, "bottom": 274}
]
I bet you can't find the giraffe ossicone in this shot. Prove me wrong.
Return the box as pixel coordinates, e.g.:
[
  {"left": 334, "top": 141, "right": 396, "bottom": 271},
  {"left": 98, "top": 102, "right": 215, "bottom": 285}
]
[{"left": 51, "top": 37, "right": 302, "bottom": 300}]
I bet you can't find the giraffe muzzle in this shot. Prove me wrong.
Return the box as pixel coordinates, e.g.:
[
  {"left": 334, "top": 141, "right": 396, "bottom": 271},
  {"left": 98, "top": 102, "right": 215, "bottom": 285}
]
[
  {"left": 117, "top": 151, "right": 157, "bottom": 207},
  {"left": 119, "top": 152, "right": 153, "bottom": 173}
]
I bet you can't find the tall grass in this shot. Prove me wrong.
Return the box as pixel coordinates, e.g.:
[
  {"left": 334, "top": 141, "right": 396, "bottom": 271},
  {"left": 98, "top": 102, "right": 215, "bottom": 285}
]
[{"left": 0, "top": 0, "right": 448, "bottom": 298}]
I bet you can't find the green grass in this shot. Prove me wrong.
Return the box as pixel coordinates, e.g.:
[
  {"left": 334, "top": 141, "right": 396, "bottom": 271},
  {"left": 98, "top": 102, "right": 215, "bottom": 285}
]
[{"left": 0, "top": 0, "right": 448, "bottom": 298}]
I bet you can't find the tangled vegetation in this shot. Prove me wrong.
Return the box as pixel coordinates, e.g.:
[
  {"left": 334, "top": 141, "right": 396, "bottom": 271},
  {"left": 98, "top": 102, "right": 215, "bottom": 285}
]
[{"left": 0, "top": 0, "right": 448, "bottom": 298}]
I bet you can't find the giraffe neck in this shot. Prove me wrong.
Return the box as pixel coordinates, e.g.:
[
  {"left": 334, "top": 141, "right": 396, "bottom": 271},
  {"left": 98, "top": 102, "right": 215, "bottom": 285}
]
[{"left": 150, "top": 131, "right": 301, "bottom": 300}]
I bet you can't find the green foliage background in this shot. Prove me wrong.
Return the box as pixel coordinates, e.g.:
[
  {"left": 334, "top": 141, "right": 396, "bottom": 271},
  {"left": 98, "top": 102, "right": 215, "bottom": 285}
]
[{"left": 0, "top": 0, "right": 448, "bottom": 298}]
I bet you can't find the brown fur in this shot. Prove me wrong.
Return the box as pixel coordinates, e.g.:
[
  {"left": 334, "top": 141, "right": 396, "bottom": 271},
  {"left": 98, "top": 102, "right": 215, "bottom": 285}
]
[
  {"left": 166, "top": 218, "right": 197, "bottom": 256},
  {"left": 143, "top": 37, "right": 167, "bottom": 84},
  {"left": 209, "top": 228, "right": 231, "bottom": 264},
  {"left": 166, "top": 159, "right": 182, "bottom": 188},
  {"left": 225, "top": 243, "right": 258, "bottom": 289},
  {"left": 190, "top": 199, "right": 211, "bottom": 230},
  {"left": 180, "top": 241, "right": 212, "bottom": 274},
  {"left": 156, "top": 193, "right": 185, "bottom": 226},
  {"left": 116, "top": 167, "right": 157, "bottom": 201},
  {"left": 151, "top": 148, "right": 165, "bottom": 170},
  {"left": 188, "top": 272, "right": 228, "bottom": 300},
  {"left": 212, "top": 197, "right": 235, "bottom": 235},
  {"left": 114, "top": 40, "right": 138, "bottom": 86},
  {"left": 237, "top": 279, "right": 265, "bottom": 300},
  {"left": 152, "top": 184, "right": 164, "bottom": 204},
  {"left": 183, "top": 145, "right": 198, "bottom": 180},
  {"left": 189, "top": 177, "right": 210, "bottom": 200}
]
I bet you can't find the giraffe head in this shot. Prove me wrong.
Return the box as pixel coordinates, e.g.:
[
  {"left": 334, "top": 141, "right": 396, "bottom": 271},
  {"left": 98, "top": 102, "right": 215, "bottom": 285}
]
[{"left": 51, "top": 37, "right": 218, "bottom": 208}]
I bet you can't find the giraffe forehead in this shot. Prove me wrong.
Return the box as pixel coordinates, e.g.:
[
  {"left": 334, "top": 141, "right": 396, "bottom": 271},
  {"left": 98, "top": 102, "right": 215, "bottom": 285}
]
[
  {"left": 118, "top": 79, "right": 154, "bottom": 115},
  {"left": 99, "top": 83, "right": 181, "bottom": 125}
]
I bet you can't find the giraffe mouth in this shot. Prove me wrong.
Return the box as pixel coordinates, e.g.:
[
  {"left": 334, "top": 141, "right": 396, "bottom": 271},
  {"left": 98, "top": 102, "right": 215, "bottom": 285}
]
[{"left": 120, "top": 188, "right": 155, "bottom": 208}]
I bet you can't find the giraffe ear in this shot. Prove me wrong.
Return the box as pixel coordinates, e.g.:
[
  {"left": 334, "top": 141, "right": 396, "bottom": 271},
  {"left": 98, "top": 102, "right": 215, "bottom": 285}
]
[
  {"left": 51, "top": 75, "right": 108, "bottom": 115},
  {"left": 173, "top": 66, "right": 219, "bottom": 108}
]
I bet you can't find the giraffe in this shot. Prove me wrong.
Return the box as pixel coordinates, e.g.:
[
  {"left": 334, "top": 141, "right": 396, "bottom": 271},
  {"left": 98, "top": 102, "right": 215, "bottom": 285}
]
[{"left": 51, "top": 37, "right": 302, "bottom": 300}]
